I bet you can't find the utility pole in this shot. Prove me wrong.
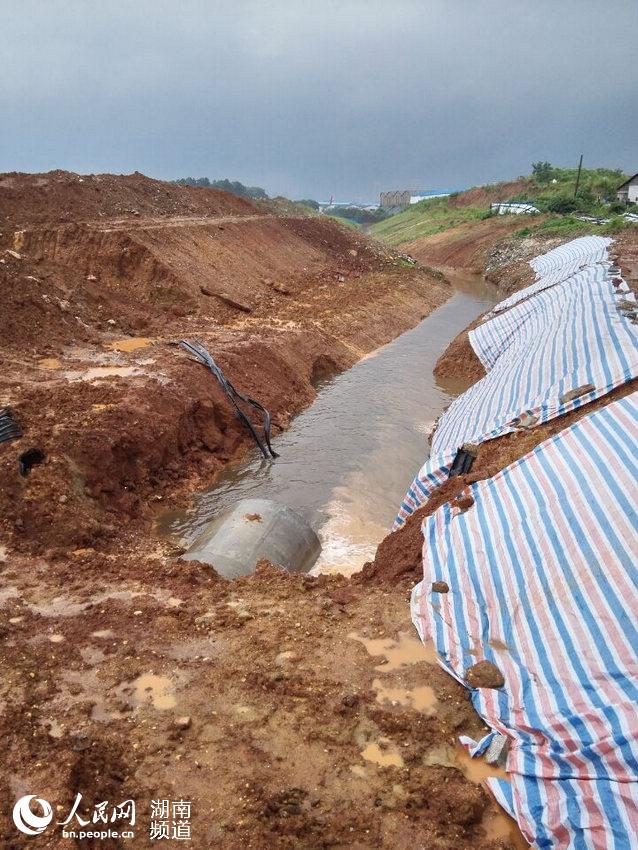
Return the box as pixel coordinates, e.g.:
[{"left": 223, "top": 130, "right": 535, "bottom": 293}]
[{"left": 574, "top": 154, "right": 583, "bottom": 198}]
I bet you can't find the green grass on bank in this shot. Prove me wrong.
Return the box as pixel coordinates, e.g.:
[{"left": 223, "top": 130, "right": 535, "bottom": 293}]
[
  {"left": 512, "top": 215, "right": 637, "bottom": 240},
  {"left": 369, "top": 196, "right": 486, "bottom": 246},
  {"left": 370, "top": 165, "right": 633, "bottom": 247}
]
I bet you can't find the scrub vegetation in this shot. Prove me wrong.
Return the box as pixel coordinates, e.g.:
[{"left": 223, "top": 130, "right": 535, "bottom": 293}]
[
  {"left": 371, "top": 164, "right": 634, "bottom": 247},
  {"left": 370, "top": 197, "right": 486, "bottom": 246},
  {"left": 512, "top": 214, "right": 636, "bottom": 240},
  {"left": 174, "top": 176, "right": 269, "bottom": 199}
]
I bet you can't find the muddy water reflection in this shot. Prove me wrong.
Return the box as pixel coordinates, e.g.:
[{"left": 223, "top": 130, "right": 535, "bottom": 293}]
[{"left": 164, "top": 272, "right": 497, "bottom": 573}]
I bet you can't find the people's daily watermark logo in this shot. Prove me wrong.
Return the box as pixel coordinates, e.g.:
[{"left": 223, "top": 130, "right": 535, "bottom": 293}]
[
  {"left": 11, "top": 793, "right": 192, "bottom": 840},
  {"left": 12, "top": 796, "right": 53, "bottom": 835}
]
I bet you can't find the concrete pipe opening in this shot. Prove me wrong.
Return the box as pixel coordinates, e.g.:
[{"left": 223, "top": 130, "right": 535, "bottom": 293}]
[{"left": 181, "top": 498, "right": 321, "bottom": 579}]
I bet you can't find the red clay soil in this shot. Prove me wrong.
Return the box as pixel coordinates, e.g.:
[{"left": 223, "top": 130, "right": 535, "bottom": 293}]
[
  {"left": 433, "top": 317, "right": 489, "bottom": 384},
  {"left": 0, "top": 178, "right": 449, "bottom": 558},
  {"left": 0, "top": 170, "right": 257, "bottom": 226},
  {"left": 0, "top": 552, "right": 521, "bottom": 850},
  {"left": 0, "top": 173, "right": 530, "bottom": 850},
  {"left": 401, "top": 217, "right": 528, "bottom": 273},
  {"left": 447, "top": 178, "right": 535, "bottom": 210}
]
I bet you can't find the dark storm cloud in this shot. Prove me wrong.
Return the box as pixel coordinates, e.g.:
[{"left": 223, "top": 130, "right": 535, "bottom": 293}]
[{"left": 2, "top": 0, "right": 637, "bottom": 200}]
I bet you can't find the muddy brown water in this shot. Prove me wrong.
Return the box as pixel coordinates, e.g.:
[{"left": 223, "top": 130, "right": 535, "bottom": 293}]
[{"left": 162, "top": 272, "right": 498, "bottom": 573}]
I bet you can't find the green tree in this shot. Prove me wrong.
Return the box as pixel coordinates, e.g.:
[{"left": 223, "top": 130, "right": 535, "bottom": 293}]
[
  {"left": 173, "top": 177, "right": 268, "bottom": 199},
  {"left": 532, "top": 161, "right": 555, "bottom": 183}
]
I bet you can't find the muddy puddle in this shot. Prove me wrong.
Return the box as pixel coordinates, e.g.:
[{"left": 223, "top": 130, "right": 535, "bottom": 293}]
[
  {"left": 108, "top": 336, "right": 154, "bottom": 352},
  {"left": 162, "top": 272, "right": 497, "bottom": 573},
  {"left": 349, "top": 629, "right": 440, "bottom": 670}
]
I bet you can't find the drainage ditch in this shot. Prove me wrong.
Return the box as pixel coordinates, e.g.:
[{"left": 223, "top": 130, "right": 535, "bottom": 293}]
[{"left": 161, "top": 271, "right": 498, "bottom": 574}]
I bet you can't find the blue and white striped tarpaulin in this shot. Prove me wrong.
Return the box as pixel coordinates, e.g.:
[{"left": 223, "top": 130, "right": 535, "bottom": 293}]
[
  {"left": 410, "top": 391, "right": 638, "bottom": 849},
  {"left": 490, "top": 236, "right": 613, "bottom": 316},
  {"left": 396, "top": 237, "right": 638, "bottom": 527}
]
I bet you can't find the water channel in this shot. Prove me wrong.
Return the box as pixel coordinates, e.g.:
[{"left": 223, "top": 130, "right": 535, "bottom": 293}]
[{"left": 163, "top": 271, "right": 498, "bottom": 574}]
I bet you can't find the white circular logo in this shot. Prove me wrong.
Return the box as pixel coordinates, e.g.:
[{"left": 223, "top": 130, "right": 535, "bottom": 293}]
[{"left": 12, "top": 795, "right": 53, "bottom": 835}]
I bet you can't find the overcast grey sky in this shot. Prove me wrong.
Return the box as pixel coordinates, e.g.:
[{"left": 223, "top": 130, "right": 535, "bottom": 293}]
[{"left": 2, "top": 1, "right": 637, "bottom": 201}]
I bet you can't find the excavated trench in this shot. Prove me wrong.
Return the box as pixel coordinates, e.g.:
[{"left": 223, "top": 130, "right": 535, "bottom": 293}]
[{"left": 162, "top": 271, "right": 498, "bottom": 573}]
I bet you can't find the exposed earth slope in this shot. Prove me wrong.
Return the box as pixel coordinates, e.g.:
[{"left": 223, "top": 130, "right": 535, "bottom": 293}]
[{"left": 0, "top": 172, "right": 448, "bottom": 558}]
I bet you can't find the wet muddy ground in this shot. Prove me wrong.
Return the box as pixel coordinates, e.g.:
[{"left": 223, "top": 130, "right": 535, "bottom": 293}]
[{"left": 0, "top": 551, "right": 527, "bottom": 849}]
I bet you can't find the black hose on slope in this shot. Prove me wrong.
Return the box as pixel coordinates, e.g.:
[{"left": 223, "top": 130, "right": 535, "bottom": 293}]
[{"left": 179, "top": 340, "right": 279, "bottom": 460}]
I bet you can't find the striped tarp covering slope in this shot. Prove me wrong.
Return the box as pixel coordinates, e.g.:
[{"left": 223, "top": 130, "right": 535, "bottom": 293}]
[
  {"left": 490, "top": 236, "right": 613, "bottom": 316},
  {"left": 395, "top": 238, "right": 638, "bottom": 527},
  {"left": 437, "top": 262, "right": 637, "bottom": 448},
  {"left": 411, "top": 391, "right": 638, "bottom": 849}
]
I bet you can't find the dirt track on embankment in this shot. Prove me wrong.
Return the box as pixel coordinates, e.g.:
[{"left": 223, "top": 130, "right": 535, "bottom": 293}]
[{"left": 1, "top": 172, "right": 531, "bottom": 850}]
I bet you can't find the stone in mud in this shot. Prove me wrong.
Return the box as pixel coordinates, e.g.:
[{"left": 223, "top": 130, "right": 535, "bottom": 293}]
[
  {"left": 465, "top": 660, "right": 505, "bottom": 689},
  {"left": 453, "top": 495, "right": 474, "bottom": 511},
  {"left": 327, "top": 585, "right": 358, "bottom": 606},
  {"left": 431, "top": 580, "right": 449, "bottom": 593},
  {"left": 517, "top": 412, "right": 539, "bottom": 429},
  {"left": 559, "top": 383, "right": 595, "bottom": 405},
  {"left": 174, "top": 715, "right": 192, "bottom": 730},
  {"left": 217, "top": 291, "right": 253, "bottom": 313}
]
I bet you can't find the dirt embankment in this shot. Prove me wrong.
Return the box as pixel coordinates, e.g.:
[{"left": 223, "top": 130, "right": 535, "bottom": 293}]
[
  {"left": 0, "top": 174, "right": 449, "bottom": 558},
  {"left": 400, "top": 217, "right": 527, "bottom": 274},
  {"left": 0, "top": 170, "right": 257, "bottom": 226},
  {"left": 447, "top": 178, "right": 535, "bottom": 210}
]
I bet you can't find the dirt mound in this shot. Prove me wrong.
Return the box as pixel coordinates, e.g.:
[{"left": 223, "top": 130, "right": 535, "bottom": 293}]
[
  {"left": 0, "top": 169, "right": 258, "bottom": 227},
  {"left": 449, "top": 178, "right": 535, "bottom": 209},
  {"left": 0, "top": 205, "right": 448, "bottom": 556},
  {"left": 433, "top": 319, "right": 487, "bottom": 385},
  {"left": 1, "top": 214, "right": 409, "bottom": 352}
]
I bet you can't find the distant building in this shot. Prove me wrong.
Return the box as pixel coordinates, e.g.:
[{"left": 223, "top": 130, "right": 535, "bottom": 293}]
[
  {"left": 616, "top": 174, "right": 638, "bottom": 205},
  {"left": 379, "top": 190, "right": 411, "bottom": 210},
  {"left": 379, "top": 188, "right": 451, "bottom": 211}
]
